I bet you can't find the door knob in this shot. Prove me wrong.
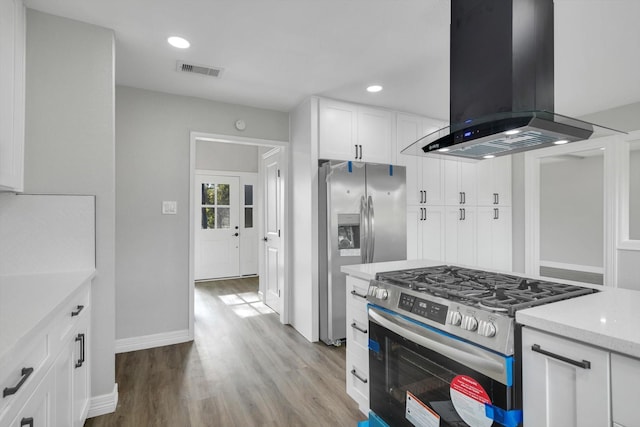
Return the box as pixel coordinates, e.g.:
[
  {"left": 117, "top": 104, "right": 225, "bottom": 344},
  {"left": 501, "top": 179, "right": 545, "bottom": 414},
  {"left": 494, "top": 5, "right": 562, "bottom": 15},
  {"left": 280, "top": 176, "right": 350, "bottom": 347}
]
[{"left": 233, "top": 233, "right": 239, "bottom": 237}]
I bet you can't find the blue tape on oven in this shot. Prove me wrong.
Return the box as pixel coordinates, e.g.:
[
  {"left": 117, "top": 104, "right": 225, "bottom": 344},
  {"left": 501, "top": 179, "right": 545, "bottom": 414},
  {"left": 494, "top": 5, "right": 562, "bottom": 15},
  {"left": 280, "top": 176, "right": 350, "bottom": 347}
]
[
  {"left": 368, "top": 338, "right": 380, "bottom": 353},
  {"left": 366, "top": 412, "right": 390, "bottom": 427},
  {"left": 348, "top": 161, "right": 352, "bottom": 173},
  {"left": 389, "top": 164, "right": 393, "bottom": 176},
  {"left": 485, "top": 404, "right": 523, "bottom": 427},
  {"left": 506, "top": 355, "right": 514, "bottom": 387}
]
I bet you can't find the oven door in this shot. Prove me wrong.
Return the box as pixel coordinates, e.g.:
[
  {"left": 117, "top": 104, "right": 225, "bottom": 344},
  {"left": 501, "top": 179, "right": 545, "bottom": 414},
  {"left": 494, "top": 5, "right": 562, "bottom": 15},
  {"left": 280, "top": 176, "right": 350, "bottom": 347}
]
[{"left": 368, "top": 306, "right": 521, "bottom": 427}]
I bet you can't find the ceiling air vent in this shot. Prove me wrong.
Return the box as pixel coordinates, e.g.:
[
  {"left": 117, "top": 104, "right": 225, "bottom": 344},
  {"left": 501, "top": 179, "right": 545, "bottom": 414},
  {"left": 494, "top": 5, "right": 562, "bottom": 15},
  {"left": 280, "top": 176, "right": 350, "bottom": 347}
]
[{"left": 176, "top": 61, "right": 224, "bottom": 78}]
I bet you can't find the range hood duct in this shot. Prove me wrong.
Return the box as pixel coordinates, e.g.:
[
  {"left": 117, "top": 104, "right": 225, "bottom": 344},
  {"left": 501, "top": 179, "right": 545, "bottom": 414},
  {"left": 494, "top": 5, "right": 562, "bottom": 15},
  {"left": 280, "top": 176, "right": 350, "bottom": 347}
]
[{"left": 404, "top": 0, "right": 620, "bottom": 160}]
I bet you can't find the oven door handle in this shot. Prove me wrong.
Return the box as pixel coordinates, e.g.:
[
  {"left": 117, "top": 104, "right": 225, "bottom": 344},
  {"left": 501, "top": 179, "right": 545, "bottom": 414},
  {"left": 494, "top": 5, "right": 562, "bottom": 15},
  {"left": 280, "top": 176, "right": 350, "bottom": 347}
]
[{"left": 369, "top": 308, "right": 509, "bottom": 385}]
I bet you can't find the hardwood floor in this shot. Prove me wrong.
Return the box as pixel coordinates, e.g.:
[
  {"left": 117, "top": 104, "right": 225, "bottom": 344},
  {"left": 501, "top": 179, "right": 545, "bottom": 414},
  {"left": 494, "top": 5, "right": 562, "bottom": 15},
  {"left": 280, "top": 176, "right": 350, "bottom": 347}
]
[{"left": 85, "top": 277, "right": 365, "bottom": 426}]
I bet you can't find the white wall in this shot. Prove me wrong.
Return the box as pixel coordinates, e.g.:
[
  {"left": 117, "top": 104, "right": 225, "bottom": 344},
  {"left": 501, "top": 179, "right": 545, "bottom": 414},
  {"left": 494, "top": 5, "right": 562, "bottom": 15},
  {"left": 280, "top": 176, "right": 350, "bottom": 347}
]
[
  {"left": 196, "top": 141, "right": 259, "bottom": 172},
  {"left": 539, "top": 154, "right": 604, "bottom": 268},
  {"left": 630, "top": 148, "right": 640, "bottom": 240},
  {"left": 289, "top": 97, "right": 319, "bottom": 341},
  {"left": 24, "top": 10, "right": 116, "bottom": 398},
  {"left": 115, "top": 86, "right": 288, "bottom": 342}
]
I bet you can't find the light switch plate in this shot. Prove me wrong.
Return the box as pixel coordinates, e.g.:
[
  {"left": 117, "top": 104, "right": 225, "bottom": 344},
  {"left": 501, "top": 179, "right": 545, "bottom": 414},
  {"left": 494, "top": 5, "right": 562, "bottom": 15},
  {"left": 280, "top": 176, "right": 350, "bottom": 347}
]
[{"left": 162, "top": 201, "right": 177, "bottom": 215}]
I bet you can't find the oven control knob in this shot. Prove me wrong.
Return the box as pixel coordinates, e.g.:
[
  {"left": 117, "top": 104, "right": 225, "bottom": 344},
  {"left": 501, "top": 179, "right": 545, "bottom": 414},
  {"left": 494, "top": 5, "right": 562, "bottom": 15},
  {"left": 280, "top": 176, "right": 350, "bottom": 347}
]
[
  {"left": 375, "top": 288, "right": 389, "bottom": 300},
  {"left": 460, "top": 315, "right": 478, "bottom": 332},
  {"left": 446, "top": 311, "right": 462, "bottom": 326},
  {"left": 477, "top": 320, "right": 497, "bottom": 337}
]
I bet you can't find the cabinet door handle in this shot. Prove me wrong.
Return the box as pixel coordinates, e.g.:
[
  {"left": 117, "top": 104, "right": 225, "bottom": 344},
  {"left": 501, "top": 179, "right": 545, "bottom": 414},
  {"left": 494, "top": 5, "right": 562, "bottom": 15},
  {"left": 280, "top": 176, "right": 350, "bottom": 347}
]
[
  {"left": 459, "top": 192, "right": 463, "bottom": 204},
  {"left": 350, "top": 369, "right": 368, "bottom": 384},
  {"left": 351, "top": 322, "right": 368, "bottom": 334},
  {"left": 354, "top": 144, "right": 358, "bottom": 159},
  {"left": 75, "top": 333, "right": 86, "bottom": 368},
  {"left": 350, "top": 289, "right": 367, "bottom": 299},
  {"left": 71, "top": 305, "right": 84, "bottom": 317},
  {"left": 531, "top": 344, "right": 591, "bottom": 369},
  {"left": 496, "top": 193, "right": 499, "bottom": 204},
  {"left": 459, "top": 208, "right": 463, "bottom": 221},
  {"left": 20, "top": 418, "right": 34, "bottom": 427},
  {"left": 463, "top": 192, "right": 466, "bottom": 204},
  {"left": 3, "top": 367, "right": 34, "bottom": 398},
  {"left": 423, "top": 208, "right": 427, "bottom": 221},
  {"left": 463, "top": 208, "right": 466, "bottom": 220}
]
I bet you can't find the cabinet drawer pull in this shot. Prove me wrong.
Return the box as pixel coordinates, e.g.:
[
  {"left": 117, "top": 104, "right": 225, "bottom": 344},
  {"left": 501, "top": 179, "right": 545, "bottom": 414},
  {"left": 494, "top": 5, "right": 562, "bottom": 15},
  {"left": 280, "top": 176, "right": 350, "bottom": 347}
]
[
  {"left": 351, "top": 322, "right": 368, "bottom": 334},
  {"left": 350, "top": 290, "right": 367, "bottom": 299},
  {"left": 531, "top": 344, "right": 591, "bottom": 369},
  {"left": 459, "top": 192, "right": 463, "bottom": 204},
  {"left": 71, "top": 305, "right": 85, "bottom": 317},
  {"left": 3, "top": 367, "right": 34, "bottom": 398},
  {"left": 20, "top": 418, "right": 34, "bottom": 427},
  {"left": 75, "top": 333, "right": 86, "bottom": 368},
  {"left": 350, "top": 369, "right": 368, "bottom": 384}
]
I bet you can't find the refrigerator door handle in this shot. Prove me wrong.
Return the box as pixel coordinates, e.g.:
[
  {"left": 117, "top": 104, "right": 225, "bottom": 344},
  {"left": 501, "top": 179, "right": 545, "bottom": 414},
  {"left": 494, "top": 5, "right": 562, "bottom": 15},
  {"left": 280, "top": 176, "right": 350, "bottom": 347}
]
[
  {"left": 367, "top": 195, "right": 375, "bottom": 263},
  {"left": 360, "top": 195, "right": 368, "bottom": 264}
]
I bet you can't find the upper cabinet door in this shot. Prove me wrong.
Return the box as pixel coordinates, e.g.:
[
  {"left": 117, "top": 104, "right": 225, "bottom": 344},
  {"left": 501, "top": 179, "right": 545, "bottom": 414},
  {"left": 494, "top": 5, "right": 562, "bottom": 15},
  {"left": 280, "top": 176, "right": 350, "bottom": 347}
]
[
  {"left": 358, "top": 106, "right": 393, "bottom": 164},
  {"left": 0, "top": 0, "right": 25, "bottom": 192},
  {"left": 476, "top": 156, "right": 512, "bottom": 206},
  {"left": 318, "top": 98, "right": 358, "bottom": 161},
  {"left": 396, "top": 113, "right": 423, "bottom": 206}
]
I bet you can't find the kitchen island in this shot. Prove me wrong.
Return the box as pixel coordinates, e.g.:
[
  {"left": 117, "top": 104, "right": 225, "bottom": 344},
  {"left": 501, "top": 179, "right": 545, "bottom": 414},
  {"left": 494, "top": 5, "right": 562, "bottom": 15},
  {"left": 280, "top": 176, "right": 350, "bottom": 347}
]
[{"left": 342, "top": 259, "right": 640, "bottom": 427}]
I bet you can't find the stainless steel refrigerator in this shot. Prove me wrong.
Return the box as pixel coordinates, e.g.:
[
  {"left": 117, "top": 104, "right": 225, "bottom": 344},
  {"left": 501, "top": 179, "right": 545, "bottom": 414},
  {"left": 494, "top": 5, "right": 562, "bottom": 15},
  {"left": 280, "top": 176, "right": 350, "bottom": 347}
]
[{"left": 319, "top": 160, "right": 406, "bottom": 345}]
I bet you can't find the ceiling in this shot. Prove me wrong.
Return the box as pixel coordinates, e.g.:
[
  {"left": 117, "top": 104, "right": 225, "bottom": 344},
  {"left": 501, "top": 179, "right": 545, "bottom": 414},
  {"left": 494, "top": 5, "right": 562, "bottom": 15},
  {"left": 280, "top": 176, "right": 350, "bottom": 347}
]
[{"left": 23, "top": 0, "right": 640, "bottom": 121}]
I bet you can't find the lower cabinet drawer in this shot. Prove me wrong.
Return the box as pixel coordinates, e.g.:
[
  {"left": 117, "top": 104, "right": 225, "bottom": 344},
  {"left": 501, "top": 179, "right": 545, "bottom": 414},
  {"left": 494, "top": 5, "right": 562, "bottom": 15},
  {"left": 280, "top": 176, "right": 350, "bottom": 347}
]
[
  {"left": 347, "top": 317, "right": 369, "bottom": 352},
  {"left": 0, "top": 332, "right": 49, "bottom": 417},
  {"left": 6, "top": 367, "right": 55, "bottom": 427}
]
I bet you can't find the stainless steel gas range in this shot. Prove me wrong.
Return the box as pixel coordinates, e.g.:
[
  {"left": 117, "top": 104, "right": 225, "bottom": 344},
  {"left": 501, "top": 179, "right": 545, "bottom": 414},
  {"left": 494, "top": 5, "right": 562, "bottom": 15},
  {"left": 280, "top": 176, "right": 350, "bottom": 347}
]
[{"left": 366, "top": 265, "right": 597, "bottom": 427}]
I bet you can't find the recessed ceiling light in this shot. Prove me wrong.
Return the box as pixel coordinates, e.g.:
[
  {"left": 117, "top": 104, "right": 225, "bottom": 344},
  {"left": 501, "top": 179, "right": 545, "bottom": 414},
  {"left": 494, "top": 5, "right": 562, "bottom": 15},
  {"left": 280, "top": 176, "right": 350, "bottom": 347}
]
[
  {"left": 168, "top": 36, "right": 190, "bottom": 49},
  {"left": 554, "top": 140, "right": 569, "bottom": 145},
  {"left": 483, "top": 155, "right": 495, "bottom": 159},
  {"left": 505, "top": 129, "right": 520, "bottom": 135},
  {"left": 366, "top": 85, "right": 383, "bottom": 93},
  {"left": 438, "top": 148, "right": 450, "bottom": 152}
]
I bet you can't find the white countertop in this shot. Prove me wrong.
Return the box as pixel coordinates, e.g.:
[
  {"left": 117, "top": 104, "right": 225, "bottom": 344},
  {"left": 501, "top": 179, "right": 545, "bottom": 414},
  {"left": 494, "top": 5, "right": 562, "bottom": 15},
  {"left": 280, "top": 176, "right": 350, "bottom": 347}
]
[
  {"left": 517, "top": 288, "right": 640, "bottom": 359},
  {"left": 342, "top": 259, "right": 640, "bottom": 359},
  {"left": 0, "top": 270, "right": 95, "bottom": 364}
]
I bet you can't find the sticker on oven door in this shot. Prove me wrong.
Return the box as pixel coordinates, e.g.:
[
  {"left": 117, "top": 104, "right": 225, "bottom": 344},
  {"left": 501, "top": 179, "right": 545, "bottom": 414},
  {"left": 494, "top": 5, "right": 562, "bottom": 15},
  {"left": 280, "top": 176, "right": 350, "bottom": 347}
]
[
  {"left": 405, "top": 391, "right": 440, "bottom": 427},
  {"left": 450, "top": 375, "right": 493, "bottom": 427}
]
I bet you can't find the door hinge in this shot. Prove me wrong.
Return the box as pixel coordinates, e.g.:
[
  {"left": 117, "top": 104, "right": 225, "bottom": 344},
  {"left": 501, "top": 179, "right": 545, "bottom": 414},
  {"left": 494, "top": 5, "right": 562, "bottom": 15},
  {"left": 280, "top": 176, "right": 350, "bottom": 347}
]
[
  {"left": 278, "top": 229, "right": 281, "bottom": 237},
  {"left": 277, "top": 169, "right": 280, "bottom": 178}
]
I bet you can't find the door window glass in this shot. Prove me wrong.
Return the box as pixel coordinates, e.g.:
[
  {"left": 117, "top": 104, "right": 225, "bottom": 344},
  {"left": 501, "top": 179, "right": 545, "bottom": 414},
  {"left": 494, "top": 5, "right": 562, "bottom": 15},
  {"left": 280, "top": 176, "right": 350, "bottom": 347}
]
[
  {"left": 243, "top": 184, "right": 254, "bottom": 229},
  {"left": 201, "top": 183, "right": 231, "bottom": 229}
]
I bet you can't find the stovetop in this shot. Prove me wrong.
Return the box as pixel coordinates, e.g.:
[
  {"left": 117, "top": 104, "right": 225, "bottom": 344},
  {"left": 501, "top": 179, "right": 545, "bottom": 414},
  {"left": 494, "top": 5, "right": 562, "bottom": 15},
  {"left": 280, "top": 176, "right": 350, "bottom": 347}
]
[
  {"left": 374, "top": 265, "right": 597, "bottom": 317},
  {"left": 368, "top": 265, "right": 598, "bottom": 355}
]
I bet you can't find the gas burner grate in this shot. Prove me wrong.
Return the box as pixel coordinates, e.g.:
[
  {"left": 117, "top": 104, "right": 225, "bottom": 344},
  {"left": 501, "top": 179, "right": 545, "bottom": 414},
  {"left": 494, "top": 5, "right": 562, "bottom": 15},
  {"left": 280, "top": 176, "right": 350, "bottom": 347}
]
[{"left": 375, "top": 265, "right": 597, "bottom": 316}]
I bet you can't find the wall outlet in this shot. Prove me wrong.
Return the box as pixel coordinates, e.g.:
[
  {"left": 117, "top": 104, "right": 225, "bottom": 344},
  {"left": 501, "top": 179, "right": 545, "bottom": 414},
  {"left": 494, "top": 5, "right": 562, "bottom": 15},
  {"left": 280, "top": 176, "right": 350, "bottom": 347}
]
[{"left": 162, "top": 201, "right": 177, "bottom": 215}]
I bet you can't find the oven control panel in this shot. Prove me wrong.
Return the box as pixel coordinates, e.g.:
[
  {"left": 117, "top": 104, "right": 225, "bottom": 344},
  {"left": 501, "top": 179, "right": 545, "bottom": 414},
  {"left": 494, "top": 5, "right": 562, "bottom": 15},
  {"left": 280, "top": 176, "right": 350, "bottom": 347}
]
[{"left": 398, "top": 293, "right": 448, "bottom": 325}]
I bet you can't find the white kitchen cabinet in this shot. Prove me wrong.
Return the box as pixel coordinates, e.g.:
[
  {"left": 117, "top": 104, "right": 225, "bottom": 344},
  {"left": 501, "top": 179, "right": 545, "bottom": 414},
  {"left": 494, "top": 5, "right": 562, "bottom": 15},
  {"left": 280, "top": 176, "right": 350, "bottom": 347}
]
[
  {"left": 476, "top": 206, "right": 512, "bottom": 271},
  {"left": 522, "top": 327, "right": 611, "bottom": 427},
  {"left": 443, "top": 159, "right": 477, "bottom": 206},
  {"left": 611, "top": 353, "right": 640, "bottom": 427},
  {"left": 318, "top": 98, "right": 393, "bottom": 164},
  {"left": 476, "top": 156, "right": 512, "bottom": 206},
  {"left": 444, "top": 206, "right": 477, "bottom": 266},
  {"left": 0, "top": 0, "right": 25, "bottom": 192},
  {"left": 407, "top": 205, "right": 445, "bottom": 261},
  {"left": 396, "top": 113, "right": 445, "bottom": 206},
  {"left": 7, "top": 368, "right": 55, "bottom": 427},
  {"left": 345, "top": 275, "right": 370, "bottom": 415},
  {"left": 0, "top": 278, "right": 92, "bottom": 427}
]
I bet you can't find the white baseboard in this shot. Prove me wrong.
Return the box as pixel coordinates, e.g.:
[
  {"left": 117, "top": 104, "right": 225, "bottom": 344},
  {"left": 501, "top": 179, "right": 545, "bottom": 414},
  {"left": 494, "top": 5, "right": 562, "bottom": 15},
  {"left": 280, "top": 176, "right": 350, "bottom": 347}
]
[
  {"left": 88, "top": 383, "right": 118, "bottom": 418},
  {"left": 115, "top": 329, "right": 192, "bottom": 354},
  {"left": 539, "top": 260, "right": 604, "bottom": 274}
]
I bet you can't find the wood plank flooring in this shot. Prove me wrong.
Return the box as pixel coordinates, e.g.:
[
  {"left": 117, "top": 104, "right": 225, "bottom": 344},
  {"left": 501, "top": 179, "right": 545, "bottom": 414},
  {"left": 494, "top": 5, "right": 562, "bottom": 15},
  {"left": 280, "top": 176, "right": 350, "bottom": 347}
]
[{"left": 85, "top": 277, "right": 365, "bottom": 426}]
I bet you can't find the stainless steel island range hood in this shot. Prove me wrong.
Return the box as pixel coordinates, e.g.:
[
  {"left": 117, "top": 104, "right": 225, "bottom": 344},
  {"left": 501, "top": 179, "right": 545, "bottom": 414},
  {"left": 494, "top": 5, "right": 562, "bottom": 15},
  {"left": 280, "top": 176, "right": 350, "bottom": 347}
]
[{"left": 403, "top": 0, "right": 621, "bottom": 160}]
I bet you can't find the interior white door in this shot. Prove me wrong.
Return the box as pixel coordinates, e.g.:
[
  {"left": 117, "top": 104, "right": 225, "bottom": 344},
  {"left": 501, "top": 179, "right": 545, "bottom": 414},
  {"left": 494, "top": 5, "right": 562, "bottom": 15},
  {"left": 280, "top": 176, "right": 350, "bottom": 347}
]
[
  {"left": 194, "top": 174, "right": 240, "bottom": 280},
  {"left": 263, "top": 150, "right": 283, "bottom": 313}
]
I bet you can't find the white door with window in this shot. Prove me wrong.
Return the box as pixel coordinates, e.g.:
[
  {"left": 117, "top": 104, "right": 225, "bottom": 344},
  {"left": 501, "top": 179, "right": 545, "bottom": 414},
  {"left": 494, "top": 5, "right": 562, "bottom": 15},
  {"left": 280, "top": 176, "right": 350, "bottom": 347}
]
[
  {"left": 263, "top": 149, "right": 283, "bottom": 313},
  {"left": 194, "top": 174, "right": 240, "bottom": 280}
]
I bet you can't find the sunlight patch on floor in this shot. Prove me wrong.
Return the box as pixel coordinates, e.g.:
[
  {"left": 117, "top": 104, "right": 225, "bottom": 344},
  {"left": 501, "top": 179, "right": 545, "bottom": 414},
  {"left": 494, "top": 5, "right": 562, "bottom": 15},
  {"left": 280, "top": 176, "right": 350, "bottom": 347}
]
[{"left": 219, "top": 292, "right": 275, "bottom": 318}]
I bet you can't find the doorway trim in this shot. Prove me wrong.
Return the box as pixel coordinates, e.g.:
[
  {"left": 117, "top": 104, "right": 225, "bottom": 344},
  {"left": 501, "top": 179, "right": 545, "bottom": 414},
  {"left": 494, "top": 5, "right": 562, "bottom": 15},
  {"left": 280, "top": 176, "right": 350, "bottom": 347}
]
[
  {"left": 189, "top": 131, "right": 289, "bottom": 340},
  {"left": 524, "top": 136, "right": 618, "bottom": 286}
]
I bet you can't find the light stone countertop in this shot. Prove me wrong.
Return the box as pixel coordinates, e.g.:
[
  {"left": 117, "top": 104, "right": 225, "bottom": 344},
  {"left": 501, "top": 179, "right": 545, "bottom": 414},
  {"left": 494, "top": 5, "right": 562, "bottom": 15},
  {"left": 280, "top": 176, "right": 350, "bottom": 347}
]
[
  {"left": 0, "top": 270, "right": 96, "bottom": 366},
  {"left": 342, "top": 259, "right": 640, "bottom": 359}
]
